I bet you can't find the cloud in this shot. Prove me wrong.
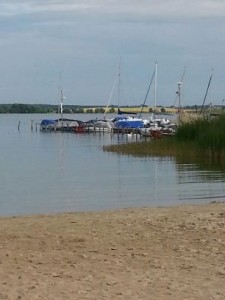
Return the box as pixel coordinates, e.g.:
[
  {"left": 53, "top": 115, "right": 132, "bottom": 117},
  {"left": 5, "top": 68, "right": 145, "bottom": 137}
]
[
  {"left": 0, "top": 0, "right": 224, "bottom": 105},
  {"left": 1, "top": 0, "right": 225, "bottom": 19},
  {"left": 115, "top": 0, "right": 225, "bottom": 18},
  {"left": 0, "top": 1, "right": 96, "bottom": 17}
]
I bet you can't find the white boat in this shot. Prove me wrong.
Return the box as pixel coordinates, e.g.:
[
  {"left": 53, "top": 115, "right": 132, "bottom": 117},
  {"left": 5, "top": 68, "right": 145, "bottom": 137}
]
[
  {"left": 140, "top": 122, "right": 162, "bottom": 138},
  {"left": 85, "top": 119, "right": 114, "bottom": 133}
]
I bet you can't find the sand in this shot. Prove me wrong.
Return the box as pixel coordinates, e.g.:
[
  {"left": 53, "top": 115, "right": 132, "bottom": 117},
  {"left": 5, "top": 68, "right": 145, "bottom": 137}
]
[{"left": 0, "top": 202, "right": 225, "bottom": 300}]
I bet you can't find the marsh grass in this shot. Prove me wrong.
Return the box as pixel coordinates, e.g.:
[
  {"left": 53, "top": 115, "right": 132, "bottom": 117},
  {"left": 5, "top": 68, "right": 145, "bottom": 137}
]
[{"left": 103, "top": 114, "right": 225, "bottom": 170}]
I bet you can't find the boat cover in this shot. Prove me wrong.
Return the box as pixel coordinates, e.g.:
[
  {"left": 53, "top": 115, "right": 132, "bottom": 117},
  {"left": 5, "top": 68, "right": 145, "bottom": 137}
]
[
  {"left": 40, "top": 119, "right": 57, "bottom": 126},
  {"left": 114, "top": 119, "right": 144, "bottom": 129}
]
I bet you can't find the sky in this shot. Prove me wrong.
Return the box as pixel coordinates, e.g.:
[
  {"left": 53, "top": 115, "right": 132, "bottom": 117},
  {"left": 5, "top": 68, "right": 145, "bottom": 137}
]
[{"left": 0, "top": 0, "right": 225, "bottom": 107}]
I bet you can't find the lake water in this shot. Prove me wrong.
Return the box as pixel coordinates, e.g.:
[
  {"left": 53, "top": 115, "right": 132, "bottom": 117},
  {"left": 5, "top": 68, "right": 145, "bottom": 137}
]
[{"left": 1, "top": 113, "right": 225, "bottom": 217}]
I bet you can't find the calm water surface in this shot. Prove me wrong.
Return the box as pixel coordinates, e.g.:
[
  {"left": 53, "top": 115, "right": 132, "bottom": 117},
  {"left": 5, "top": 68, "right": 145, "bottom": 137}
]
[{"left": 0, "top": 114, "right": 225, "bottom": 216}]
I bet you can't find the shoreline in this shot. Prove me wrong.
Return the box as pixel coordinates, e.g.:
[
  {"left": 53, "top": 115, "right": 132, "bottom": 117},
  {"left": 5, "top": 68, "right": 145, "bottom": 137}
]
[{"left": 1, "top": 202, "right": 225, "bottom": 299}]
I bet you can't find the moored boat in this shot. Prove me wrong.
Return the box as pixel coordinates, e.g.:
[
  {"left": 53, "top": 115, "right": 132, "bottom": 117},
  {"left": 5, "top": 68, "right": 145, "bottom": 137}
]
[
  {"left": 84, "top": 119, "right": 114, "bottom": 133},
  {"left": 40, "top": 118, "right": 83, "bottom": 132}
]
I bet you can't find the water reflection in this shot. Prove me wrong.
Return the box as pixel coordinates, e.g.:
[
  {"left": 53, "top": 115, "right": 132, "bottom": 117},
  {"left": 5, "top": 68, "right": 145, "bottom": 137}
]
[
  {"left": 175, "top": 160, "right": 225, "bottom": 202},
  {"left": 175, "top": 163, "right": 225, "bottom": 183},
  {"left": 1, "top": 113, "right": 225, "bottom": 216},
  {"left": 93, "top": 132, "right": 225, "bottom": 205}
]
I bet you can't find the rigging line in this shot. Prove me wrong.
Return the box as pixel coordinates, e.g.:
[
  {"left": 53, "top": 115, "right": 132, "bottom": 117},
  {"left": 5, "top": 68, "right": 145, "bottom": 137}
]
[
  {"left": 180, "top": 66, "right": 186, "bottom": 82},
  {"left": 139, "top": 69, "right": 156, "bottom": 118},
  {"left": 103, "top": 74, "right": 118, "bottom": 119},
  {"left": 200, "top": 70, "right": 213, "bottom": 115}
]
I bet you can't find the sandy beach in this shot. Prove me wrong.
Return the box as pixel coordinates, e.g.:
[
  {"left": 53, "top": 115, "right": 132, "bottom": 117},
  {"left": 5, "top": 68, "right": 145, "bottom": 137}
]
[{"left": 0, "top": 202, "right": 225, "bottom": 300}]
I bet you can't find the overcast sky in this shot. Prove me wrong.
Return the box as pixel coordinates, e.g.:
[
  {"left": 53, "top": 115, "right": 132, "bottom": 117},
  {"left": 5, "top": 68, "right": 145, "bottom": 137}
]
[{"left": 0, "top": 0, "right": 225, "bottom": 107}]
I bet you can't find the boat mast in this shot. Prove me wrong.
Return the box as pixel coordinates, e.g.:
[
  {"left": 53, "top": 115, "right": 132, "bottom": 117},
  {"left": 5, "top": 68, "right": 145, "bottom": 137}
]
[
  {"left": 173, "top": 67, "right": 186, "bottom": 108},
  {"left": 139, "top": 66, "right": 156, "bottom": 118},
  {"left": 177, "top": 81, "right": 182, "bottom": 123},
  {"left": 200, "top": 70, "right": 213, "bottom": 115},
  {"left": 154, "top": 61, "right": 158, "bottom": 112},
  {"left": 117, "top": 57, "right": 121, "bottom": 111},
  {"left": 60, "top": 89, "right": 64, "bottom": 120}
]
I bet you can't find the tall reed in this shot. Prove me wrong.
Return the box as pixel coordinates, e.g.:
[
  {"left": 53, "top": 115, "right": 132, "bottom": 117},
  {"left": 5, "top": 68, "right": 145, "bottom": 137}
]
[
  {"left": 104, "top": 114, "right": 225, "bottom": 168},
  {"left": 175, "top": 115, "right": 225, "bottom": 160}
]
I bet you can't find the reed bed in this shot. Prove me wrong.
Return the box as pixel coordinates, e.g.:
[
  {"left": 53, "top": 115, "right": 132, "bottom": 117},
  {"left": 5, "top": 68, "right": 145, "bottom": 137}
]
[
  {"left": 104, "top": 114, "right": 225, "bottom": 170},
  {"left": 175, "top": 115, "right": 225, "bottom": 159}
]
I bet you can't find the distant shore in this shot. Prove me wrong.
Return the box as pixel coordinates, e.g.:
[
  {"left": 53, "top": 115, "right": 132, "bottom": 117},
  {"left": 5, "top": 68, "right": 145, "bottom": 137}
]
[{"left": 1, "top": 202, "right": 225, "bottom": 299}]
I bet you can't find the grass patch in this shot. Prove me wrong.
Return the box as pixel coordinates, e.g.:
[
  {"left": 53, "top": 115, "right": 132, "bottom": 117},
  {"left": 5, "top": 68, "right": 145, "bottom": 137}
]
[{"left": 103, "top": 114, "right": 225, "bottom": 170}]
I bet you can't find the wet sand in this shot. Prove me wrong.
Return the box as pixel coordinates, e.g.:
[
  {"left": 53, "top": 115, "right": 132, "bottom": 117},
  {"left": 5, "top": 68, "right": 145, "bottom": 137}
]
[{"left": 0, "top": 202, "right": 225, "bottom": 299}]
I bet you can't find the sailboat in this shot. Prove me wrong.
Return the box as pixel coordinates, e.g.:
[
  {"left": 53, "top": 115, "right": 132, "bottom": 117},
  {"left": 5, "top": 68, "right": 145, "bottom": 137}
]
[
  {"left": 112, "top": 59, "right": 147, "bottom": 132},
  {"left": 139, "top": 62, "right": 176, "bottom": 137},
  {"left": 40, "top": 89, "right": 82, "bottom": 131},
  {"left": 84, "top": 74, "right": 117, "bottom": 133},
  {"left": 139, "top": 62, "right": 162, "bottom": 137}
]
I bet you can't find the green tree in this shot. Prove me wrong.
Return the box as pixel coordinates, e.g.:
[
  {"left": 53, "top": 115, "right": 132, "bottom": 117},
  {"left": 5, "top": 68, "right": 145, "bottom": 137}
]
[
  {"left": 94, "top": 108, "right": 100, "bottom": 113},
  {"left": 99, "top": 108, "right": 105, "bottom": 113},
  {"left": 109, "top": 107, "right": 115, "bottom": 113}
]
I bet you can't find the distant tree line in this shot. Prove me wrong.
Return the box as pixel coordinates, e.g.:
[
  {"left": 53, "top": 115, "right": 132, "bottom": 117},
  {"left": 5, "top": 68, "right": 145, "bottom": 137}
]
[
  {"left": 0, "top": 104, "right": 56, "bottom": 114},
  {"left": 0, "top": 104, "right": 117, "bottom": 114},
  {"left": 0, "top": 103, "right": 217, "bottom": 114}
]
